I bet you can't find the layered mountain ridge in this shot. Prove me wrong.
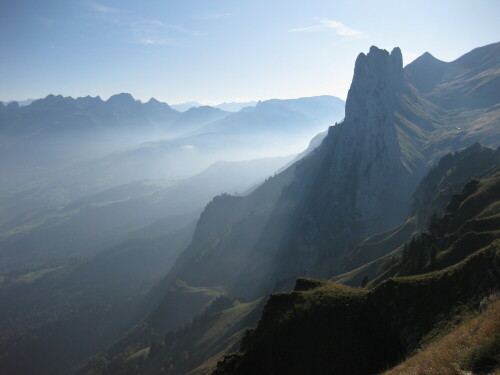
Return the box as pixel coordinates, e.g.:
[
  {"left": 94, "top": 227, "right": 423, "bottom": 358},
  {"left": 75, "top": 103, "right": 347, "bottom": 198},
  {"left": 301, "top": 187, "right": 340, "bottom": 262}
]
[
  {"left": 0, "top": 93, "right": 344, "bottom": 224},
  {"left": 154, "top": 43, "right": 500, "bottom": 304},
  {"left": 2, "top": 42, "right": 499, "bottom": 375},
  {"left": 85, "top": 42, "right": 500, "bottom": 375},
  {"left": 406, "top": 42, "right": 500, "bottom": 109}
]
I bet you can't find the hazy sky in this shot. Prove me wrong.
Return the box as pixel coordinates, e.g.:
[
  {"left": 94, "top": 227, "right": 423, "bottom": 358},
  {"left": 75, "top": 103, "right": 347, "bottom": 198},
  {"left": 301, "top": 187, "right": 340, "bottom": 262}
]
[{"left": 1, "top": 0, "right": 498, "bottom": 104}]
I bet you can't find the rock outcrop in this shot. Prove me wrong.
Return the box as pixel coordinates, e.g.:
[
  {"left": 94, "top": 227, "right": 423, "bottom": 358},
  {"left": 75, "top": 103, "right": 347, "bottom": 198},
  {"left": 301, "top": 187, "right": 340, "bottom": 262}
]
[{"left": 264, "top": 47, "right": 417, "bottom": 274}]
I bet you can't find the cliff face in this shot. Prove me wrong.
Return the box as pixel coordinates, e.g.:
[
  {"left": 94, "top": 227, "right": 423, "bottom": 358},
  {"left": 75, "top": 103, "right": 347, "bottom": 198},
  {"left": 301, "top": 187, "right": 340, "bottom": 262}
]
[
  {"left": 237, "top": 47, "right": 422, "bottom": 291},
  {"left": 297, "top": 47, "right": 410, "bottom": 235},
  {"left": 151, "top": 44, "right": 500, "bottom": 300},
  {"left": 345, "top": 46, "right": 404, "bottom": 122},
  {"left": 239, "top": 44, "right": 500, "bottom": 292},
  {"left": 77, "top": 43, "right": 500, "bottom": 375}
]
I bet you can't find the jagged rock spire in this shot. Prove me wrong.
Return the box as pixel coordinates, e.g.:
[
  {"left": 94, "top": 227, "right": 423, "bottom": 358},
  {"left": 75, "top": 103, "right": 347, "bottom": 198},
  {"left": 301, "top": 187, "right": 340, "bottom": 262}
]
[{"left": 345, "top": 46, "right": 404, "bottom": 124}]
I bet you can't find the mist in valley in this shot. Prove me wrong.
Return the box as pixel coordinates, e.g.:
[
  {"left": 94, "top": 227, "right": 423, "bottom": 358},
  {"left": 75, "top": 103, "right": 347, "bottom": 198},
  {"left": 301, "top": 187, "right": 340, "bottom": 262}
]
[{"left": 0, "top": 1, "right": 498, "bottom": 375}]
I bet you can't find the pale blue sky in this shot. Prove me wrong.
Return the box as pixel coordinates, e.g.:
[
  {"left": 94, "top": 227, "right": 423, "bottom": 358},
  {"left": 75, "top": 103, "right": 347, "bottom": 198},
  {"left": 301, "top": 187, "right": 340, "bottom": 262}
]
[{"left": 1, "top": 0, "right": 498, "bottom": 104}]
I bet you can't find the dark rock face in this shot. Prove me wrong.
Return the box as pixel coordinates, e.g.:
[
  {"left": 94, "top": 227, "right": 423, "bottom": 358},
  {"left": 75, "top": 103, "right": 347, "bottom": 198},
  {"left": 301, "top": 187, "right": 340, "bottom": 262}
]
[
  {"left": 282, "top": 47, "right": 413, "bottom": 256},
  {"left": 332, "top": 46, "right": 406, "bottom": 228},
  {"left": 160, "top": 43, "right": 499, "bottom": 300},
  {"left": 345, "top": 46, "right": 404, "bottom": 123},
  {"left": 221, "top": 47, "right": 423, "bottom": 295}
]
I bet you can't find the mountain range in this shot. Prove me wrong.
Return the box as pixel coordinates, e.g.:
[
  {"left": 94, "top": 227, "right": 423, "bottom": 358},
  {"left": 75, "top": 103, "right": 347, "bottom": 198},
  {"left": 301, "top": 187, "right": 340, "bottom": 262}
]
[
  {"left": 170, "top": 101, "right": 257, "bottom": 113},
  {"left": 139, "top": 44, "right": 499, "bottom": 302},
  {"left": 0, "top": 94, "right": 344, "bottom": 223},
  {"left": 72, "top": 42, "right": 500, "bottom": 375},
  {"left": 0, "top": 42, "right": 499, "bottom": 375},
  {"left": 0, "top": 92, "right": 343, "bottom": 374}
]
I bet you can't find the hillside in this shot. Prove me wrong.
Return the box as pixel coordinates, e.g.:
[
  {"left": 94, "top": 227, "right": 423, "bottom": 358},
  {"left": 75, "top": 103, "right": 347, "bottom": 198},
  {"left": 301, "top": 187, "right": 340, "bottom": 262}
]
[
  {"left": 82, "top": 143, "right": 500, "bottom": 375},
  {"left": 382, "top": 298, "right": 499, "bottom": 375},
  {"left": 213, "top": 172, "right": 500, "bottom": 374},
  {"left": 0, "top": 154, "right": 299, "bottom": 375},
  {"left": 335, "top": 142, "right": 499, "bottom": 281},
  {"left": 80, "top": 296, "right": 265, "bottom": 375},
  {"left": 0, "top": 222, "right": 195, "bottom": 375},
  {"left": 406, "top": 42, "right": 500, "bottom": 110},
  {"left": 148, "top": 43, "right": 500, "bottom": 305},
  {"left": 0, "top": 155, "right": 292, "bottom": 274},
  {"left": 0, "top": 93, "right": 346, "bottom": 375},
  {"left": 79, "top": 43, "right": 500, "bottom": 375}
]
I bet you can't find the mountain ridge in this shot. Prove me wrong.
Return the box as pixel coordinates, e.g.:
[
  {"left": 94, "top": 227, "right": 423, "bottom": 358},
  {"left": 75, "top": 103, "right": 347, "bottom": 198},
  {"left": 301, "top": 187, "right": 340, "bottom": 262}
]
[
  {"left": 144, "top": 43, "right": 499, "bottom": 304},
  {"left": 2, "top": 42, "right": 499, "bottom": 375},
  {"left": 107, "top": 43, "right": 500, "bottom": 374}
]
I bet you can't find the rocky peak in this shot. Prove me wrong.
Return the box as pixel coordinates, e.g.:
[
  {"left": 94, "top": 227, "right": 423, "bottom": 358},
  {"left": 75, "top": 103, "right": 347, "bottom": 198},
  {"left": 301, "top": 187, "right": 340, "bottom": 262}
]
[
  {"left": 45, "top": 94, "right": 64, "bottom": 101},
  {"left": 6, "top": 101, "right": 19, "bottom": 109},
  {"left": 408, "top": 51, "right": 446, "bottom": 70},
  {"left": 75, "top": 95, "right": 103, "bottom": 107},
  {"left": 404, "top": 51, "right": 448, "bottom": 93},
  {"left": 146, "top": 97, "right": 173, "bottom": 110},
  {"left": 29, "top": 95, "right": 67, "bottom": 108},
  {"left": 345, "top": 46, "right": 403, "bottom": 124},
  {"left": 406, "top": 51, "right": 446, "bottom": 70},
  {"left": 331, "top": 46, "right": 405, "bottom": 183},
  {"left": 106, "top": 93, "right": 137, "bottom": 107},
  {"left": 420, "top": 51, "right": 438, "bottom": 61},
  {"left": 296, "top": 46, "right": 411, "bottom": 243},
  {"left": 147, "top": 97, "right": 161, "bottom": 105}
]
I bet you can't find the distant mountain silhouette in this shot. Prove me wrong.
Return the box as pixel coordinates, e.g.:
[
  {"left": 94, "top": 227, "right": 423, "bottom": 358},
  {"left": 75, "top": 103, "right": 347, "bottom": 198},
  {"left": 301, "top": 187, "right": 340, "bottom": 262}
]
[
  {"left": 171, "top": 101, "right": 257, "bottom": 112},
  {"left": 0, "top": 98, "right": 36, "bottom": 107},
  {"left": 170, "top": 101, "right": 203, "bottom": 112},
  {"left": 0, "top": 93, "right": 343, "bottom": 223},
  {"left": 171, "top": 105, "right": 230, "bottom": 134},
  {"left": 214, "top": 101, "right": 257, "bottom": 112},
  {"left": 202, "top": 95, "right": 344, "bottom": 135}
]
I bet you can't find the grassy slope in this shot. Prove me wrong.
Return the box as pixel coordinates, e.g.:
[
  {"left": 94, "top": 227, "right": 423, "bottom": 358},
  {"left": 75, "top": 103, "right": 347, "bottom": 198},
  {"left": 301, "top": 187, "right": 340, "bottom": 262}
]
[
  {"left": 147, "top": 281, "right": 226, "bottom": 334},
  {"left": 77, "top": 281, "right": 227, "bottom": 375},
  {"left": 0, "top": 222, "right": 195, "bottom": 375},
  {"left": 159, "top": 298, "right": 263, "bottom": 375},
  {"left": 381, "top": 298, "right": 500, "bottom": 375},
  {"left": 80, "top": 297, "right": 264, "bottom": 375},
  {"left": 335, "top": 217, "right": 417, "bottom": 284},
  {"left": 212, "top": 172, "right": 500, "bottom": 374},
  {"left": 214, "top": 240, "right": 499, "bottom": 375},
  {"left": 332, "top": 150, "right": 499, "bottom": 288}
]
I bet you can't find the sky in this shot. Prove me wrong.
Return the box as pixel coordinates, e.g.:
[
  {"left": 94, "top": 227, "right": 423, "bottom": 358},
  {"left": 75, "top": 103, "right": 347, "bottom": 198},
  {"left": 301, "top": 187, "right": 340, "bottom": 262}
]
[{"left": 1, "top": 0, "right": 499, "bottom": 104}]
